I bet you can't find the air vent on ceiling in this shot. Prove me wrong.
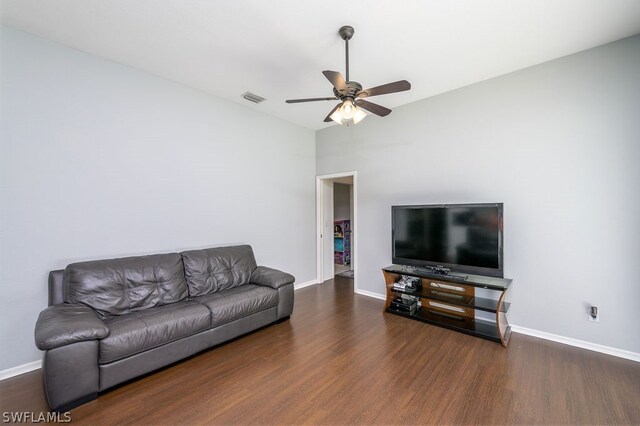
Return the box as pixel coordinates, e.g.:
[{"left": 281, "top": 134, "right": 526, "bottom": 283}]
[{"left": 241, "top": 92, "right": 266, "bottom": 104}]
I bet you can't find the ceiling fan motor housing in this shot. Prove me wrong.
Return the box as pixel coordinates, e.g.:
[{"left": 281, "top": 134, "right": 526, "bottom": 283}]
[{"left": 333, "top": 81, "right": 362, "bottom": 99}]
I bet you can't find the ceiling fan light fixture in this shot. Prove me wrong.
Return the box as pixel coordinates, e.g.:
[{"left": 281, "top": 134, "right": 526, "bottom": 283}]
[{"left": 330, "top": 102, "right": 367, "bottom": 126}]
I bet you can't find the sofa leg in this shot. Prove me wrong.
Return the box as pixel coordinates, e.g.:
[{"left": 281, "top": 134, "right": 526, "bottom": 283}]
[{"left": 276, "top": 315, "right": 290, "bottom": 324}]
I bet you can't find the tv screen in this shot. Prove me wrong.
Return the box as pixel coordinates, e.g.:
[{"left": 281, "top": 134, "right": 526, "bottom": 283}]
[{"left": 392, "top": 203, "right": 503, "bottom": 277}]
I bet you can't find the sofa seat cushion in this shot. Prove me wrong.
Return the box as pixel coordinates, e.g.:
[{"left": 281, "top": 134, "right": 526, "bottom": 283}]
[
  {"left": 99, "top": 301, "right": 210, "bottom": 364},
  {"left": 193, "top": 284, "right": 278, "bottom": 327}
]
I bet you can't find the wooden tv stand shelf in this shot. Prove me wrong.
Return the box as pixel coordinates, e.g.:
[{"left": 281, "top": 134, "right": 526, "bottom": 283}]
[{"left": 382, "top": 265, "right": 513, "bottom": 347}]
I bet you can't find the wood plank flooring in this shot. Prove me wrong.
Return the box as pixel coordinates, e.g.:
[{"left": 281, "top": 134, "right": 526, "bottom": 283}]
[{"left": 1, "top": 277, "right": 639, "bottom": 424}]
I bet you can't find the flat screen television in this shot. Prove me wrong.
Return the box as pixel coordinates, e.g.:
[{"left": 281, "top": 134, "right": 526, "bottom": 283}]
[{"left": 392, "top": 203, "right": 504, "bottom": 278}]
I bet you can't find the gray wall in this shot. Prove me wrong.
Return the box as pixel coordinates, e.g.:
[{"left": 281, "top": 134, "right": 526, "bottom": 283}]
[
  {"left": 0, "top": 26, "right": 316, "bottom": 370},
  {"left": 334, "top": 183, "right": 351, "bottom": 221},
  {"left": 316, "top": 36, "right": 640, "bottom": 353}
]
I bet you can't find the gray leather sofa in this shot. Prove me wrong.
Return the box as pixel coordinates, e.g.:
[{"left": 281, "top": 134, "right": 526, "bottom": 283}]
[{"left": 34, "top": 245, "right": 294, "bottom": 411}]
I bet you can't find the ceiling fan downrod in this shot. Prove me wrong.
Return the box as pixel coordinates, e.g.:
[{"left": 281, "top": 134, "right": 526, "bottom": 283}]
[{"left": 339, "top": 26, "right": 354, "bottom": 83}]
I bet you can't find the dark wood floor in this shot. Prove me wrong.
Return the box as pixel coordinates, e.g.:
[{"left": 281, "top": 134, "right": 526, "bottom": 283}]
[{"left": 1, "top": 277, "right": 639, "bottom": 425}]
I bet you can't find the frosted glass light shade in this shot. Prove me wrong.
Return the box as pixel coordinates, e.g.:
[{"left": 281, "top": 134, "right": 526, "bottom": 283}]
[
  {"left": 330, "top": 108, "right": 343, "bottom": 124},
  {"left": 340, "top": 99, "right": 355, "bottom": 120},
  {"left": 352, "top": 106, "right": 367, "bottom": 124}
]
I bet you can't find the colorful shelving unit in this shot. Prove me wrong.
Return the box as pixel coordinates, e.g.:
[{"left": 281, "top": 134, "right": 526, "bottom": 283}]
[{"left": 334, "top": 220, "right": 351, "bottom": 265}]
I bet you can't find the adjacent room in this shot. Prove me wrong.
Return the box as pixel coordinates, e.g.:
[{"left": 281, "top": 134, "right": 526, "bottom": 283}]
[{"left": 1, "top": 1, "right": 639, "bottom": 424}]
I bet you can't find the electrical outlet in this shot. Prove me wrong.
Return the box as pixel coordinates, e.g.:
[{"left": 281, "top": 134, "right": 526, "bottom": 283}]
[{"left": 588, "top": 306, "right": 600, "bottom": 322}]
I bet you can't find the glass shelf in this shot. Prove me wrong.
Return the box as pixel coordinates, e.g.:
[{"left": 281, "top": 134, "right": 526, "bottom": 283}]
[{"left": 386, "top": 307, "right": 502, "bottom": 343}]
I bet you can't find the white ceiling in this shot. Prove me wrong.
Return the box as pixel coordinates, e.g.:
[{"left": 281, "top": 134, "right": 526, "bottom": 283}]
[{"left": 2, "top": 1, "right": 639, "bottom": 130}]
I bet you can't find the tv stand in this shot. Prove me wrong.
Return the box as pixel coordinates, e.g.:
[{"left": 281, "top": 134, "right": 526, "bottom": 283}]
[{"left": 382, "top": 265, "right": 512, "bottom": 347}]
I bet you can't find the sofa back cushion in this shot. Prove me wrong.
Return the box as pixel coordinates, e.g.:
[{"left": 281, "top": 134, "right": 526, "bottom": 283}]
[
  {"left": 180, "top": 245, "right": 257, "bottom": 297},
  {"left": 64, "top": 253, "right": 188, "bottom": 318}
]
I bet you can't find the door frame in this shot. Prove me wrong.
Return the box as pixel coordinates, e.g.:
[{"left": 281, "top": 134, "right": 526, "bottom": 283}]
[{"left": 316, "top": 171, "right": 357, "bottom": 292}]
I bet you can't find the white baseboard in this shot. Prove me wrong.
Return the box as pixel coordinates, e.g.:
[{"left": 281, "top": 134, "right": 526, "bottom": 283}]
[
  {"left": 511, "top": 325, "right": 640, "bottom": 363},
  {"left": 351, "top": 290, "right": 640, "bottom": 363},
  {"left": 0, "top": 360, "right": 41, "bottom": 381},
  {"left": 354, "top": 288, "right": 386, "bottom": 301},
  {"left": 294, "top": 280, "right": 318, "bottom": 290}
]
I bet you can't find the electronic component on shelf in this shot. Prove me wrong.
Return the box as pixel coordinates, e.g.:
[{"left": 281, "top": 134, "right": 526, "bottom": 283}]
[
  {"left": 393, "top": 274, "right": 423, "bottom": 292},
  {"left": 390, "top": 295, "right": 419, "bottom": 314}
]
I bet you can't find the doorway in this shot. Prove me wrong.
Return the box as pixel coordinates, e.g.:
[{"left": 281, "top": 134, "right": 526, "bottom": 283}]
[
  {"left": 333, "top": 179, "right": 353, "bottom": 278},
  {"left": 316, "top": 172, "right": 357, "bottom": 289}
]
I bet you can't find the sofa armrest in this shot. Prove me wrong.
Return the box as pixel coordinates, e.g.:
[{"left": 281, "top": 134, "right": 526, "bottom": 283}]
[
  {"left": 251, "top": 266, "right": 295, "bottom": 289},
  {"left": 35, "top": 304, "right": 110, "bottom": 350}
]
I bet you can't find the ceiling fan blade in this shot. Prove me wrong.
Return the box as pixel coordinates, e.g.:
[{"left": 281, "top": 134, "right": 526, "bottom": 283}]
[
  {"left": 357, "top": 80, "right": 411, "bottom": 98},
  {"left": 323, "top": 103, "right": 342, "bottom": 122},
  {"left": 322, "top": 70, "right": 347, "bottom": 92},
  {"left": 356, "top": 99, "right": 392, "bottom": 117},
  {"left": 286, "top": 97, "right": 338, "bottom": 104}
]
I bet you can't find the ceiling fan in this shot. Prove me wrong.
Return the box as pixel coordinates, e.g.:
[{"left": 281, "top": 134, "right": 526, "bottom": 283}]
[{"left": 286, "top": 25, "right": 411, "bottom": 125}]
